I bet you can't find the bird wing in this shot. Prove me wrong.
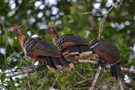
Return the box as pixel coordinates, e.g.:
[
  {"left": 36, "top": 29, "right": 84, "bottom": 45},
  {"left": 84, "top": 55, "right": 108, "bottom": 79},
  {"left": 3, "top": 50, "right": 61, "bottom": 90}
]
[
  {"left": 93, "top": 40, "right": 120, "bottom": 64},
  {"left": 24, "top": 37, "right": 61, "bottom": 57},
  {"left": 56, "top": 34, "right": 89, "bottom": 50}
]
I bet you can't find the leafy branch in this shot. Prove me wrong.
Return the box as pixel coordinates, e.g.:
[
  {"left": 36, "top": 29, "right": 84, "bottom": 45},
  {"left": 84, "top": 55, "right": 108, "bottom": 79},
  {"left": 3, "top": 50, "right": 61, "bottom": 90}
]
[{"left": 5, "top": 60, "right": 135, "bottom": 78}]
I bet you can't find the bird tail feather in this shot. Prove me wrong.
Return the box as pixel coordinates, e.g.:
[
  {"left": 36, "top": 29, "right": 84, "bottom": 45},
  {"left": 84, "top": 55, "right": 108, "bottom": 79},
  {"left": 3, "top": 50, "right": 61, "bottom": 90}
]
[
  {"left": 110, "top": 62, "right": 123, "bottom": 81},
  {"left": 46, "top": 56, "right": 73, "bottom": 73}
]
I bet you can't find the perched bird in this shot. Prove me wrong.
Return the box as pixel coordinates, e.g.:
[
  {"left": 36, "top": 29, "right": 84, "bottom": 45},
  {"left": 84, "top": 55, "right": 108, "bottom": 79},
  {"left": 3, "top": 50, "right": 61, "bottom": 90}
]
[
  {"left": 46, "top": 24, "right": 97, "bottom": 59},
  {"left": 13, "top": 25, "right": 73, "bottom": 73},
  {"left": 89, "top": 38, "right": 123, "bottom": 80}
]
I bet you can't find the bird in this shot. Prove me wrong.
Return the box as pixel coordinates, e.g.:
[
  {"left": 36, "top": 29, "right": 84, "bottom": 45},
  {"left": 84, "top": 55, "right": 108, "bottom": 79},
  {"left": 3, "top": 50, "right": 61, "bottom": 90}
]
[
  {"left": 45, "top": 24, "right": 98, "bottom": 59},
  {"left": 13, "top": 24, "right": 73, "bottom": 73},
  {"left": 89, "top": 38, "right": 123, "bottom": 80}
]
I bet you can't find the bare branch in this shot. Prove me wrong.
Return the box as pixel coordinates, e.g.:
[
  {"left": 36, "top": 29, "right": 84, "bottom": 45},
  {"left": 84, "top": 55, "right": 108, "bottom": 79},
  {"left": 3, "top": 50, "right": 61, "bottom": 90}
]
[
  {"left": 66, "top": 77, "right": 92, "bottom": 89},
  {"left": 6, "top": 65, "right": 46, "bottom": 78},
  {"left": 88, "top": 13, "right": 135, "bottom": 22},
  {"left": 51, "top": 73, "right": 60, "bottom": 88},
  {"left": 77, "top": 60, "right": 135, "bottom": 74},
  {"left": 88, "top": 66, "right": 102, "bottom": 90},
  {"left": 98, "top": 1, "right": 120, "bottom": 38},
  {"left": 6, "top": 60, "right": 135, "bottom": 78},
  {"left": 118, "top": 79, "right": 124, "bottom": 90}
]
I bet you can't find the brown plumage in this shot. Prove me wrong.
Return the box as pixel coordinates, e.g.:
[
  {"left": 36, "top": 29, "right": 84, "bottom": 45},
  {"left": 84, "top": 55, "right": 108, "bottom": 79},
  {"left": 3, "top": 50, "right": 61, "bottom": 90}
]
[
  {"left": 89, "top": 38, "right": 123, "bottom": 80},
  {"left": 46, "top": 24, "right": 93, "bottom": 59},
  {"left": 13, "top": 25, "right": 73, "bottom": 73}
]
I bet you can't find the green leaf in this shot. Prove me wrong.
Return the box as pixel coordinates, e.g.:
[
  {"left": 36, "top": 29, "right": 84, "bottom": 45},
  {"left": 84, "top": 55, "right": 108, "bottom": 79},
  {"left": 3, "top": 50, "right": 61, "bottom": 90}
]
[
  {"left": 6, "top": 81, "right": 14, "bottom": 88},
  {"left": 1, "top": 73, "right": 6, "bottom": 82},
  {"left": 6, "top": 53, "right": 13, "bottom": 62}
]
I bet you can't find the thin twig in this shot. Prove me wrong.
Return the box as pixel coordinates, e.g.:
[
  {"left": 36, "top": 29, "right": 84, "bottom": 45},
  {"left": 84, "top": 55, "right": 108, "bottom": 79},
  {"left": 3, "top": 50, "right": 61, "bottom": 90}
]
[
  {"left": 75, "top": 71, "right": 86, "bottom": 80},
  {"left": 66, "top": 77, "right": 92, "bottom": 89},
  {"left": 83, "top": 12, "right": 134, "bottom": 21},
  {"left": 27, "top": 74, "right": 32, "bottom": 90},
  {"left": 51, "top": 73, "right": 60, "bottom": 88},
  {"left": 88, "top": 66, "right": 102, "bottom": 90},
  {"left": 118, "top": 78, "right": 124, "bottom": 90},
  {"left": 98, "top": 1, "right": 120, "bottom": 38}
]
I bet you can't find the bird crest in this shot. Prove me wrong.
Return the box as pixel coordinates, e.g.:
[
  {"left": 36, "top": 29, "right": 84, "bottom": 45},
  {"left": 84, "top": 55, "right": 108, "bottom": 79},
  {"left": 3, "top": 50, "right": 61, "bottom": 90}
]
[
  {"left": 13, "top": 24, "right": 22, "bottom": 30},
  {"left": 48, "top": 23, "right": 55, "bottom": 29}
]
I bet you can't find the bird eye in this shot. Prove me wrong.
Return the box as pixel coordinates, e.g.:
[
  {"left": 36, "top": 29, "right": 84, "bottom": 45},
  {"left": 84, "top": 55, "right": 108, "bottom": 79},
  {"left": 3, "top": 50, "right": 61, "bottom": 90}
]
[{"left": 16, "top": 29, "right": 19, "bottom": 31}]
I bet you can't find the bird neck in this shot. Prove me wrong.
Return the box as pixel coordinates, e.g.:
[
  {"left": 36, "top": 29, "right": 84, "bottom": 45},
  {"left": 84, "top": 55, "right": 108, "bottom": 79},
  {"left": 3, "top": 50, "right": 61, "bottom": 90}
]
[
  {"left": 17, "top": 34, "right": 28, "bottom": 52},
  {"left": 49, "top": 33, "right": 58, "bottom": 45}
]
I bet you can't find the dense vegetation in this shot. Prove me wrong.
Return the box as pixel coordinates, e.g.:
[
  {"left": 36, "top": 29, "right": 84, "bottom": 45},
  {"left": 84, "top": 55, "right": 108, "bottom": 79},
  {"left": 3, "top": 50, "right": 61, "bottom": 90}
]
[{"left": 0, "top": 0, "right": 135, "bottom": 89}]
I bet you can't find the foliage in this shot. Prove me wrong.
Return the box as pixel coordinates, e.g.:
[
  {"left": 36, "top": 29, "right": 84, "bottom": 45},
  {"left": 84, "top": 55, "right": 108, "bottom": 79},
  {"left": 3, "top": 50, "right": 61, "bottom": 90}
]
[{"left": 0, "top": 0, "right": 135, "bottom": 89}]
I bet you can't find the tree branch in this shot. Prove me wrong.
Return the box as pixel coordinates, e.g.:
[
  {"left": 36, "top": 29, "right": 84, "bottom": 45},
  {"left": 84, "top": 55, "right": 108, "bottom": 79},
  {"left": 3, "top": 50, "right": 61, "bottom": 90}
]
[
  {"left": 93, "top": 15, "right": 135, "bottom": 22},
  {"left": 88, "top": 66, "right": 102, "bottom": 90},
  {"left": 6, "top": 65, "right": 46, "bottom": 78},
  {"left": 77, "top": 60, "right": 135, "bottom": 74},
  {"left": 83, "top": 12, "right": 135, "bottom": 22},
  {"left": 98, "top": 0, "right": 120, "bottom": 38},
  {"left": 5, "top": 60, "right": 135, "bottom": 78},
  {"left": 118, "top": 78, "right": 124, "bottom": 90}
]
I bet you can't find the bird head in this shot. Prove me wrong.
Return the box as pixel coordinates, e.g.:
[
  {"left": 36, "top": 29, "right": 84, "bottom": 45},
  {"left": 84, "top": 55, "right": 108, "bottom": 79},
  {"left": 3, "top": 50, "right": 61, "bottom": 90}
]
[
  {"left": 13, "top": 24, "right": 23, "bottom": 36},
  {"left": 46, "top": 24, "right": 57, "bottom": 35}
]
